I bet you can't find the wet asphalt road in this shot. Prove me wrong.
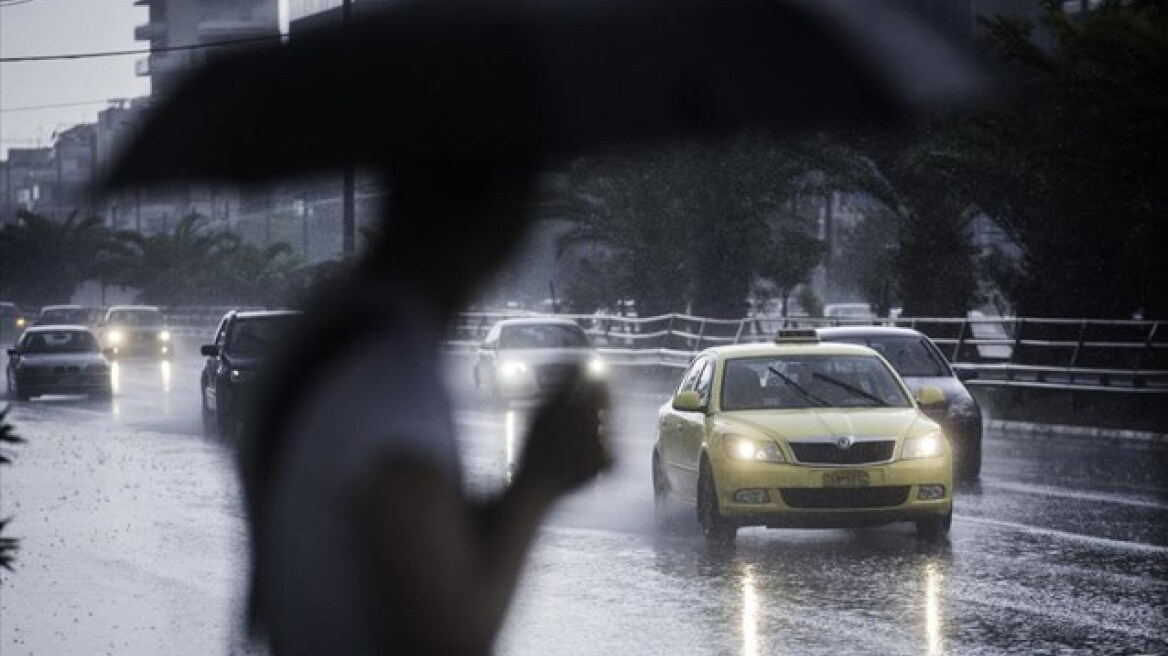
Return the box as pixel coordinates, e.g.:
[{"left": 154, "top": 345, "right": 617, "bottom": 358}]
[{"left": 1, "top": 352, "right": 1166, "bottom": 655}]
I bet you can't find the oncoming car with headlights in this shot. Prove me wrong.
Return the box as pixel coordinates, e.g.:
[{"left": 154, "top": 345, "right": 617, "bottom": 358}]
[
  {"left": 99, "top": 305, "right": 172, "bottom": 359},
  {"left": 652, "top": 330, "right": 953, "bottom": 544},
  {"left": 473, "top": 317, "right": 605, "bottom": 406}
]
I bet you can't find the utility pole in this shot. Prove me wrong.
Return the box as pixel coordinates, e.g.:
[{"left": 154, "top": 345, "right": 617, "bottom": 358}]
[{"left": 341, "top": 0, "right": 356, "bottom": 255}]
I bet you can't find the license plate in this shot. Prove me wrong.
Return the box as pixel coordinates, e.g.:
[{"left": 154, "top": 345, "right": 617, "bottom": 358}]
[{"left": 822, "top": 470, "right": 870, "bottom": 488}]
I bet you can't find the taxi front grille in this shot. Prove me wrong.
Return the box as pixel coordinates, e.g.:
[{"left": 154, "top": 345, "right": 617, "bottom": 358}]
[
  {"left": 780, "top": 486, "right": 910, "bottom": 509},
  {"left": 790, "top": 440, "right": 895, "bottom": 465}
]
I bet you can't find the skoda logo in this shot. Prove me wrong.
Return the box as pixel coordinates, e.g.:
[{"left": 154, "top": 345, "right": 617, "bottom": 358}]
[{"left": 835, "top": 436, "right": 854, "bottom": 450}]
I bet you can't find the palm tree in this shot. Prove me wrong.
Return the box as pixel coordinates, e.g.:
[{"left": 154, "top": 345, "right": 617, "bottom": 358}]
[
  {"left": 221, "top": 241, "right": 302, "bottom": 307},
  {"left": 112, "top": 213, "right": 241, "bottom": 305},
  {"left": 0, "top": 211, "right": 121, "bottom": 307}
]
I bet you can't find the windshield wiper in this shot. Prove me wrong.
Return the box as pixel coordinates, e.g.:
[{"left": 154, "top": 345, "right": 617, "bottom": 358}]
[
  {"left": 767, "top": 366, "right": 830, "bottom": 407},
  {"left": 812, "top": 372, "right": 889, "bottom": 407}
]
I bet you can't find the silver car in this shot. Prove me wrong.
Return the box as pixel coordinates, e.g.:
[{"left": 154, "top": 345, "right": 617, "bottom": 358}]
[
  {"left": 6, "top": 326, "right": 113, "bottom": 401},
  {"left": 473, "top": 318, "right": 605, "bottom": 406}
]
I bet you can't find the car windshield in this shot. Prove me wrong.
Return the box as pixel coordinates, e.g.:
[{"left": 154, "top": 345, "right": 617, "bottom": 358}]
[
  {"left": 830, "top": 336, "right": 949, "bottom": 377},
  {"left": 224, "top": 317, "right": 295, "bottom": 356},
  {"left": 20, "top": 330, "right": 100, "bottom": 354},
  {"left": 721, "top": 354, "right": 912, "bottom": 410},
  {"left": 107, "top": 309, "right": 164, "bottom": 327},
  {"left": 499, "top": 324, "right": 589, "bottom": 349},
  {"left": 39, "top": 309, "right": 90, "bottom": 325}
]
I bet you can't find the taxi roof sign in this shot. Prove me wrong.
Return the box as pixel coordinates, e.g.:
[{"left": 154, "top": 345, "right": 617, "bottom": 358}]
[{"left": 774, "top": 328, "right": 820, "bottom": 344}]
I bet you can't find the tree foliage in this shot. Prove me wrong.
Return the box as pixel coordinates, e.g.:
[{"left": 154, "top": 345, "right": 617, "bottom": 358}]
[
  {"left": 112, "top": 213, "right": 302, "bottom": 306},
  {"left": 551, "top": 134, "right": 821, "bottom": 318},
  {"left": 0, "top": 211, "right": 123, "bottom": 307},
  {"left": 0, "top": 211, "right": 303, "bottom": 308},
  {"left": 954, "top": 0, "right": 1168, "bottom": 318}
]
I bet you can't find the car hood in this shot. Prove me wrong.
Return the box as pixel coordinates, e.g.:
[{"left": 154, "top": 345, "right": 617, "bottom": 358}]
[
  {"left": 17, "top": 352, "right": 108, "bottom": 367},
  {"left": 718, "top": 407, "right": 936, "bottom": 441},
  {"left": 495, "top": 348, "right": 596, "bottom": 366}
]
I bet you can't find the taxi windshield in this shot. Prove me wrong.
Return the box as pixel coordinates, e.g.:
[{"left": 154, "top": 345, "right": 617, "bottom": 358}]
[{"left": 721, "top": 354, "right": 912, "bottom": 410}]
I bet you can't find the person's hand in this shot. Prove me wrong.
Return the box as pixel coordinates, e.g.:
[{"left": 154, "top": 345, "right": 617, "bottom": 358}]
[{"left": 516, "top": 368, "right": 612, "bottom": 497}]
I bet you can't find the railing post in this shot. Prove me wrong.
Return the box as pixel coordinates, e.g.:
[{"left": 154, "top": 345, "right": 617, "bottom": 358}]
[
  {"left": 953, "top": 319, "right": 967, "bottom": 362},
  {"left": 1137, "top": 321, "right": 1158, "bottom": 388},
  {"left": 1070, "top": 319, "right": 1087, "bottom": 369},
  {"left": 734, "top": 319, "right": 745, "bottom": 344},
  {"left": 696, "top": 317, "right": 707, "bottom": 351},
  {"left": 1011, "top": 318, "right": 1023, "bottom": 365}
]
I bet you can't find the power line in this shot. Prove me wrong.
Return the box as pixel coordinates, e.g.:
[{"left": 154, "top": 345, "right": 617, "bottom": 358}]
[{"left": 0, "top": 34, "right": 283, "bottom": 63}]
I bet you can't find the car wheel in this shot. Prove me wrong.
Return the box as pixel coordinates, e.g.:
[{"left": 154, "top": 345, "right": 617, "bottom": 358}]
[
  {"left": 653, "top": 450, "right": 682, "bottom": 534},
  {"left": 959, "top": 439, "right": 982, "bottom": 481},
  {"left": 697, "top": 457, "right": 736, "bottom": 544},
  {"left": 217, "top": 409, "right": 237, "bottom": 440},
  {"left": 915, "top": 510, "right": 952, "bottom": 541},
  {"left": 201, "top": 390, "right": 217, "bottom": 438},
  {"left": 8, "top": 375, "right": 29, "bottom": 402}
]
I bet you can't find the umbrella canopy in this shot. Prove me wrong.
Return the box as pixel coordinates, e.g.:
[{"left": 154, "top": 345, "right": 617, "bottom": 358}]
[{"left": 102, "top": 0, "right": 989, "bottom": 189}]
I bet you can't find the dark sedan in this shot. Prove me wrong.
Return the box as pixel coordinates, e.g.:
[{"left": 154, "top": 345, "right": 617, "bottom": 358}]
[
  {"left": 6, "top": 326, "right": 113, "bottom": 401},
  {"left": 200, "top": 310, "right": 300, "bottom": 438},
  {"left": 817, "top": 326, "right": 983, "bottom": 481}
]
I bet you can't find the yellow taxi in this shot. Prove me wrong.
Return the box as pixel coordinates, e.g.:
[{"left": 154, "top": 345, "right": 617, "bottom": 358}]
[{"left": 652, "top": 330, "right": 953, "bottom": 543}]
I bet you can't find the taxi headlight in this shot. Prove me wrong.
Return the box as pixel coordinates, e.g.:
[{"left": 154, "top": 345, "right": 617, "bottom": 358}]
[
  {"left": 159, "top": 330, "right": 171, "bottom": 342},
  {"left": 725, "top": 434, "right": 785, "bottom": 463},
  {"left": 107, "top": 330, "right": 124, "bottom": 345},
  {"left": 230, "top": 368, "right": 254, "bottom": 383},
  {"left": 586, "top": 356, "right": 606, "bottom": 379},
  {"left": 499, "top": 361, "right": 529, "bottom": 380},
  {"left": 903, "top": 431, "right": 946, "bottom": 459},
  {"left": 15, "top": 317, "right": 26, "bottom": 328}
]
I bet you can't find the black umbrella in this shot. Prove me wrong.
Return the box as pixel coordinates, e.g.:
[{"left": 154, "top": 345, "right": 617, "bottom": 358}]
[{"left": 102, "top": 0, "right": 989, "bottom": 189}]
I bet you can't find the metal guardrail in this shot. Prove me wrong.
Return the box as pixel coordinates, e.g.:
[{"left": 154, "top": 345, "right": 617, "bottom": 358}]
[
  {"left": 163, "top": 308, "right": 1168, "bottom": 394},
  {"left": 447, "top": 312, "right": 1168, "bottom": 394}
]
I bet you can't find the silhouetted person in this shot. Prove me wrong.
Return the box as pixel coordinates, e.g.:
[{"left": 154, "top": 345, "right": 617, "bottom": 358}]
[{"left": 239, "top": 169, "right": 609, "bottom": 656}]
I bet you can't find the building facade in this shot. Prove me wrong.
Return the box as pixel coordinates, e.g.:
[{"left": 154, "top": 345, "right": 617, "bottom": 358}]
[{"left": 134, "top": 0, "right": 281, "bottom": 98}]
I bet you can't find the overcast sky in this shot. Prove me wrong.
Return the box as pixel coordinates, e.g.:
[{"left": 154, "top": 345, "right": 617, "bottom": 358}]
[{"left": 0, "top": 0, "right": 290, "bottom": 158}]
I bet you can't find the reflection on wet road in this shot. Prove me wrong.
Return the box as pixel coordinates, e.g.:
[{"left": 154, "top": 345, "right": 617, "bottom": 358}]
[{"left": 1, "top": 354, "right": 1166, "bottom": 655}]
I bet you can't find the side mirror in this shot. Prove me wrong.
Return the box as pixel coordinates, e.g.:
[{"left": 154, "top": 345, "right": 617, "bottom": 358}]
[
  {"left": 200, "top": 344, "right": 219, "bottom": 357},
  {"left": 6, "top": 348, "right": 18, "bottom": 357},
  {"left": 672, "top": 390, "right": 705, "bottom": 412},
  {"left": 916, "top": 386, "right": 946, "bottom": 406},
  {"left": 953, "top": 366, "right": 979, "bottom": 382},
  {"left": 102, "top": 347, "right": 116, "bottom": 358}
]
